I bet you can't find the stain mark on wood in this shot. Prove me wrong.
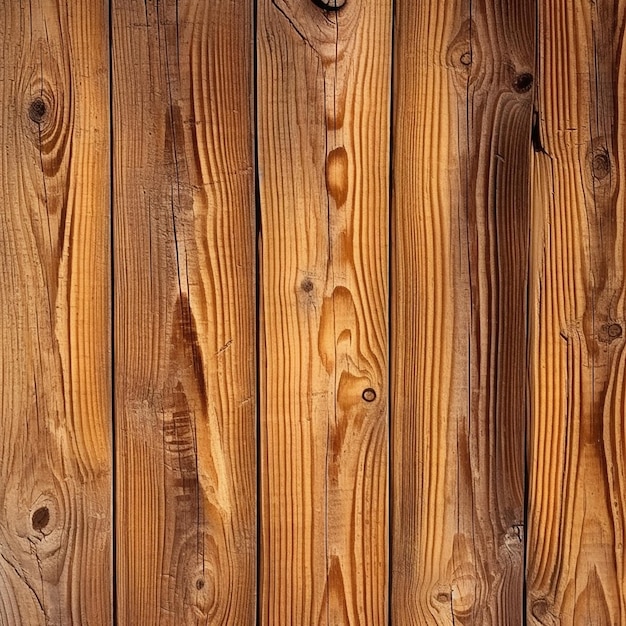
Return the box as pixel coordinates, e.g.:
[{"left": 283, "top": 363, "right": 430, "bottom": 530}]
[{"left": 326, "top": 146, "right": 349, "bottom": 208}]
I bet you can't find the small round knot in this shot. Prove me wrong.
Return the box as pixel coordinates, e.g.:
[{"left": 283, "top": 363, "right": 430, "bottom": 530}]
[
  {"left": 301, "top": 278, "right": 314, "bottom": 293},
  {"left": 592, "top": 151, "right": 611, "bottom": 180},
  {"left": 28, "top": 98, "right": 47, "bottom": 123},
  {"left": 436, "top": 591, "right": 451, "bottom": 603},
  {"left": 362, "top": 388, "right": 376, "bottom": 402},
  {"left": 513, "top": 73, "right": 533, "bottom": 93},
  {"left": 196, "top": 578, "right": 205, "bottom": 590},
  {"left": 531, "top": 598, "right": 549, "bottom": 619},
  {"left": 608, "top": 323, "right": 622, "bottom": 338},
  {"left": 32, "top": 506, "right": 50, "bottom": 531},
  {"left": 460, "top": 52, "right": 472, "bottom": 66}
]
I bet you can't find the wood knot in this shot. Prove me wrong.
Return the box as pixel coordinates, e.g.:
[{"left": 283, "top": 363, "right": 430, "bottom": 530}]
[
  {"left": 196, "top": 578, "right": 205, "bottom": 590},
  {"left": 459, "top": 51, "right": 472, "bottom": 66},
  {"left": 513, "top": 73, "right": 533, "bottom": 93},
  {"left": 362, "top": 388, "right": 376, "bottom": 402},
  {"left": 32, "top": 506, "right": 50, "bottom": 531},
  {"left": 301, "top": 278, "right": 314, "bottom": 293},
  {"left": 28, "top": 98, "right": 47, "bottom": 123},
  {"left": 446, "top": 20, "right": 482, "bottom": 89},
  {"left": 599, "top": 322, "right": 623, "bottom": 343},
  {"left": 312, "top": 0, "right": 346, "bottom": 9},
  {"left": 531, "top": 598, "right": 549, "bottom": 620},
  {"left": 435, "top": 591, "right": 451, "bottom": 603},
  {"left": 608, "top": 323, "right": 622, "bottom": 338},
  {"left": 591, "top": 150, "right": 611, "bottom": 180}
]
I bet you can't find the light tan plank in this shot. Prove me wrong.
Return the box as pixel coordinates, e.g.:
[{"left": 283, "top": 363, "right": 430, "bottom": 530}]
[
  {"left": 113, "top": 1, "right": 256, "bottom": 623},
  {"left": 257, "top": 0, "right": 391, "bottom": 623},
  {"left": 527, "top": 1, "right": 626, "bottom": 622},
  {"left": 391, "top": 1, "right": 534, "bottom": 623},
  {"left": 0, "top": 1, "right": 111, "bottom": 624}
]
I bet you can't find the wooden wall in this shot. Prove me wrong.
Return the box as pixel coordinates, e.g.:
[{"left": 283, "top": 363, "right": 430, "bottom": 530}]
[{"left": 0, "top": 0, "right": 625, "bottom": 624}]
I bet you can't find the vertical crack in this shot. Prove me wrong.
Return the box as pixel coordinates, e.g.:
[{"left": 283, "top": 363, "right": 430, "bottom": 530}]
[
  {"left": 108, "top": 0, "right": 118, "bottom": 622},
  {"left": 387, "top": 1, "right": 396, "bottom": 623}
]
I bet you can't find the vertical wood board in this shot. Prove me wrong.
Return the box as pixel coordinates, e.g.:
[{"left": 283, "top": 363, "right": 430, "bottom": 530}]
[
  {"left": 257, "top": 0, "right": 392, "bottom": 623},
  {"left": 527, "top": 1, "right": 626, "bottom": 622},
  {"left": 391, "top": 1, "right": 534, "bottom": 623},
  {"left": 0, "top": 1, "right": 112, "bottom": 624},
  {"left": 112, "top": 1, "right": 256, "bottom": 623}
]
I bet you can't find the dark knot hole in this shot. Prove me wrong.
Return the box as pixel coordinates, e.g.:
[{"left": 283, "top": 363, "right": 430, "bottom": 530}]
[
  {"left": 513, "top": 73, "right": 533, "bottom": 93},
  {"left": 362, "top": 388, "right": 377, "bottom": 402},
  {"left": 29, "top": 98, "right": 47, "bottom": 123},
  {"left": 32, "top": 506, "right": 50, "bottom": 531},
  {"left": 311, "top": 0, "right": 346, "bottom": 10}
]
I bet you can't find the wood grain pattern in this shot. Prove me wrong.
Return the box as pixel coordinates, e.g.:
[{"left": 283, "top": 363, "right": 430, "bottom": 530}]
[
  {"left": 257, "top": 0, "right": 391, "bottom": 623},
  {"left": 391, "top": 1, "right": 534, "bottom": 623},
  {"left": 0, "top": 1, "right": 111, "bottom": 624},
  {"left": 3, "top": 2, "right": 626, "bottom": 623},
  {"left": 112, "top": 1, "right": 256, "bottom": 623},
  {"left": 527, "top": 1, "right": 626, "bottom": 622}
]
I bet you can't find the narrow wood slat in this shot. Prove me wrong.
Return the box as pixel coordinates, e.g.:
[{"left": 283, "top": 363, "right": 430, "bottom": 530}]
[
  {"left": 0, "top": 1, "right": 111, "bottom": 624},
  {"left": 112, "top": 1, "right": 256, "bottom": 623},
  {"left": 257, "top": 0, "right": 391, "bottom": 623},
  {"left": 391, "top": 1, "right": 534, "bottom": 623},
  {"left": 527, "top": 1, "right": 626, "bottom": 622}
]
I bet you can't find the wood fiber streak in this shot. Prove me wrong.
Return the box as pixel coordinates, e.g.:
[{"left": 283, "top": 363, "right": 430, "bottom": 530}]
[
  {"left": 257, "top": 0, "right": 391, "bottom": 623},
  {"left": 527, "top": 1, "right": 626, "bottom": 623},
  {"left": 0, "top": 2, "right": 111, "bottom": 624},
  {"left": 113, "top": 1, "right": 255, "bottom": 623},
  {"left": 391, "top": 1, "right": 534, "bottom": 624}
]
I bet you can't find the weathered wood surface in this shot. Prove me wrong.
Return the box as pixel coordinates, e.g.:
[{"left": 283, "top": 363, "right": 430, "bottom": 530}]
[
  {"left": 0, "top": 1, "right": 111, "bottom": 624},
  {"left": 1, "top": 1, "right": 626, "bottom": 624},
  {"left": 112, "top": 0, "right": 256, "bottom": 623},
  {"left": 257, "top": 0, "right": 391, "bottom": 623},
  {"left": 527, "top": 0, "right": 626, "bottom": 622},
  {"left": 391, "top": 1, "right": 534, "bottom": 623}
]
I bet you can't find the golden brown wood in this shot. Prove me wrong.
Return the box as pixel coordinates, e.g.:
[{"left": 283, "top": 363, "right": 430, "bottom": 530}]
[
  {"left": 0, "top": 1, "right": 111, "bottom": 624},
  {"left": 112, "top": 1, "right": 256, "bottom": 623},
  {"left": 527, "top": 1, "right": 626, "bottom": 622},
  {"left": 257, "top": 0, "right": 391, "bottom": 623},
  {"left": 391, "top": 1, "right": 534, "bottom": 623}
]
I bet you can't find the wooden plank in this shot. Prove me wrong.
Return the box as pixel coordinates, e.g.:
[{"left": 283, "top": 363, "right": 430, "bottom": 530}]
[
  {"left": 112, "top": 1, "right": 256, "bottom": 623},
  {"left": 0, "top": 1, "right": 111, "bottom": 624},
  {"left": 391, "top": 1, "right": 534, "bottom": 623},
  {"left": 257, "top": 0, "right": 391, "bottom": 623},
  {"left": 527, "top": 1, "right": 626, "bottom": 622}
]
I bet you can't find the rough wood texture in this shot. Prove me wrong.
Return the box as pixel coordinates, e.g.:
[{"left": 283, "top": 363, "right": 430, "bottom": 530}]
[
  {"left": 391, "top": 1, "right": 534, "bottom": 623},
  {"left": 527, "top": 1, "right": 626, "bottom": 622},
  {"left": 4, "top": 1, "right": 626, "bottom": 623},
  {"left": 0, "top": 1, "right": 111, "bottom": 624},
  {"left": 257, "top": 0, "right": 391, "bottom": 623},
  {"left": 112, "top": 1, "right": 256, "bottom": 623}
]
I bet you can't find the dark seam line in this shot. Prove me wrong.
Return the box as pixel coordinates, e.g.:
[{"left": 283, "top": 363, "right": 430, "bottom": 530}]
[
  {"left": 109, "top": 0, "right": 117, "bottom": 623},
  {"left": 387, "top": 0, "right": 396, "bottom": 624},
  {"left": 522, "top": 1, "right": 541, "bottom": 624},
  {"left": 253, "top": 0, "right": 262, "bottom": 624}
]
